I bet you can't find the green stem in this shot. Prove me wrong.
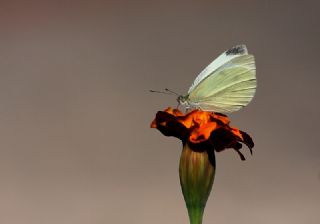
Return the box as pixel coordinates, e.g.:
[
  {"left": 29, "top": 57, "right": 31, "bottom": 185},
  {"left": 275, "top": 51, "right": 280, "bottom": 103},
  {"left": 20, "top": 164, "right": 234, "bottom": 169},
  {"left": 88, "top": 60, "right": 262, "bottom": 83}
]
[{"left": 187, "top": 205, "right": 204, "bottom": 224}]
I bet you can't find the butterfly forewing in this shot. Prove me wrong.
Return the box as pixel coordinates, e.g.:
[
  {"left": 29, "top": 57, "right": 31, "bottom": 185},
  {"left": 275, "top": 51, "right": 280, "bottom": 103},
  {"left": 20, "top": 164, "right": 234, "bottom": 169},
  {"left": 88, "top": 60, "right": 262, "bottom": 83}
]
[{"left": 188, "top": 45, "right": 249, "bottom": 94}]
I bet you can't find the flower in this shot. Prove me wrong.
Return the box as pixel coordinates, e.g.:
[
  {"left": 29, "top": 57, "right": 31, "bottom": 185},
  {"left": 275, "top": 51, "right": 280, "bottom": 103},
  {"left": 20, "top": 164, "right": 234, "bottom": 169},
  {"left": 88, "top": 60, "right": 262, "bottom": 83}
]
[
  {"left": 150, "top": 107, "right": 254, "bottom": 161},
  {"left": 150, "top": 107, "right": 254, "bottom": 224}
]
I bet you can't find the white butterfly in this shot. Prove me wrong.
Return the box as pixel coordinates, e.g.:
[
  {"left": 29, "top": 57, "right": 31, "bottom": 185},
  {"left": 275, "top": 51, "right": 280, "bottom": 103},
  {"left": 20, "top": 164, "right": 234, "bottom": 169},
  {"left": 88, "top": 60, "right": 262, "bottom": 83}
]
[{"left": 177, "top": 44, "right": 256, "bottom": 113}]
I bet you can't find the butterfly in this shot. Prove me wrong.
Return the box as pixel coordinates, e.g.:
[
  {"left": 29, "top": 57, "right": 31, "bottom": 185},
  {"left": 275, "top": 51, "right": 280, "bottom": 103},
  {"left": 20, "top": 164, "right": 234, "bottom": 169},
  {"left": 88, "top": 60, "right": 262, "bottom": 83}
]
[{"left": 176, "top": 44, "right": 256, "bottom": 113}]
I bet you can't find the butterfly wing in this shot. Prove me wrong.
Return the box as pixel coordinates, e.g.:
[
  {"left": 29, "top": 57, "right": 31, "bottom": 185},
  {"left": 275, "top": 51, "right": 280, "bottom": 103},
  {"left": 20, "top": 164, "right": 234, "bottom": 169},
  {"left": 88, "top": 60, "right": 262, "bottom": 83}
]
[
  {"left": 188, "top": 45, "right": 249, "bottom": 93},
  {"left": 187, "top": 46, "right": 256, "bottom": 113}
]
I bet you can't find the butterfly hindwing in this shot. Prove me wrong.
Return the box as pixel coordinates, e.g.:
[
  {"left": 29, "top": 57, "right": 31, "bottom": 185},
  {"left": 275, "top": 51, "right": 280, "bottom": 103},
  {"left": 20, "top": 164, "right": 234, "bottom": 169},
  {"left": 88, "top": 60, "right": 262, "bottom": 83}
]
[{"left": 187, "top": 53, "right": 256, "bottom": 113}]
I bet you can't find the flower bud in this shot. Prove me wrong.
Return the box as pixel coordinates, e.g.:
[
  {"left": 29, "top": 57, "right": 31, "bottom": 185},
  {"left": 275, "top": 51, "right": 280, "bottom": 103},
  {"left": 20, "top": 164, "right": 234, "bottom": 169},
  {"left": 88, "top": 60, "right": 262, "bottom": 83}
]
[{"left": 179, "top": 143, "right": 215, "bottom": 224}]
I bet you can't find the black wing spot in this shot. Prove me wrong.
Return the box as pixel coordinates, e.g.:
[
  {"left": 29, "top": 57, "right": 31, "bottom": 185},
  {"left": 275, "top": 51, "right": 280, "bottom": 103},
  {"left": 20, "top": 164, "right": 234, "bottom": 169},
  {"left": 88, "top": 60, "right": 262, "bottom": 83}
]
[{"left": 226, "top": 45, "right": 246, "bottom": 55}]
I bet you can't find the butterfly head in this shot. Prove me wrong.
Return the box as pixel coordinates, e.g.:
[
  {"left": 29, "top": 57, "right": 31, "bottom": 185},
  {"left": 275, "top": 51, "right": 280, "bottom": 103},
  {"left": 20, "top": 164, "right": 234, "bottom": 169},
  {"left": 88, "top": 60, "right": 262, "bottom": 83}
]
[{"left": 177, "top": 95, "right": 189, "bottom": 105}]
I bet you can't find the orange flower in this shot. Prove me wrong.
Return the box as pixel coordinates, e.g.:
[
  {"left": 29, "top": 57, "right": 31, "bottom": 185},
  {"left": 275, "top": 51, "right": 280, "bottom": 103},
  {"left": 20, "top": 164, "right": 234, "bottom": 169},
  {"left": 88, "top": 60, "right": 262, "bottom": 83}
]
[
  {"left": 151, "top": 107, "right": 254, "bottom": 161},
  {"left": 151, "top": 107, "right": 255, "bottom": 224}
]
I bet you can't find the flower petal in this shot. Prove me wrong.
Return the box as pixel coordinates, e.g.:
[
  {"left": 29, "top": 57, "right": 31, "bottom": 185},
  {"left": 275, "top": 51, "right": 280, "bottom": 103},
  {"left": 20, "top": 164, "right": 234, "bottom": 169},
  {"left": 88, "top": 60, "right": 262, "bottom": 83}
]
[
  {"left": 239, "top": 131, "right": 254, "bottom": 154},
  {"left": 189, "top": 122, "right": 217, "bottom": 144},
  {"left": 151, "top": 108, "right": 254, "bottom": 160},
  {"left": 151, "top": 111, "right": 189, "bottom": 141}
]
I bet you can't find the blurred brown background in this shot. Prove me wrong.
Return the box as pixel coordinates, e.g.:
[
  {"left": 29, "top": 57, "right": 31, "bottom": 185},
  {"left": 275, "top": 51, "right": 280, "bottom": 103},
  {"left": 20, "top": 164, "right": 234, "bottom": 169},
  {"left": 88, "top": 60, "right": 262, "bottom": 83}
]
[{"left": 0, "top": 1, "right": 319, "bottom": 223}]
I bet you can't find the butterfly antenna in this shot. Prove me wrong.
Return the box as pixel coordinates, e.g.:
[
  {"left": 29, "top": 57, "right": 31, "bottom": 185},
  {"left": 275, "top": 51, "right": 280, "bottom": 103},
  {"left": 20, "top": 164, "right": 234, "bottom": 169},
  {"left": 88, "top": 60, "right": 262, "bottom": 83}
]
[
  {"left": 164, "top": 88, "right": 179, "bottom": 96},
  {"left": 149, "top": 90, "right": 176, "bottom": 95}
]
